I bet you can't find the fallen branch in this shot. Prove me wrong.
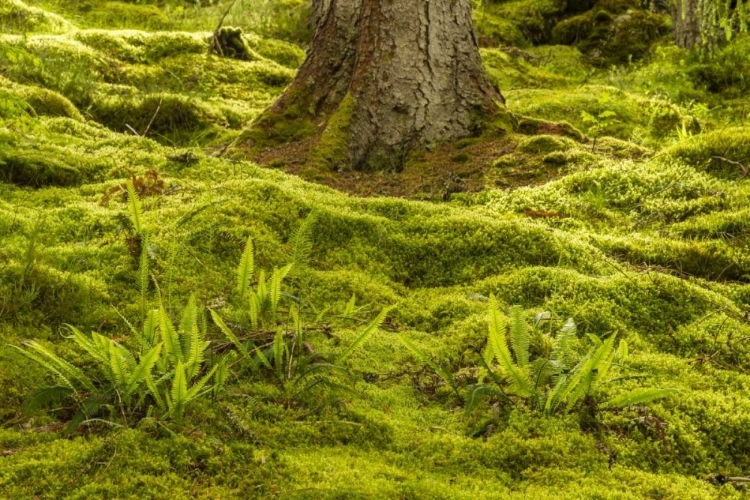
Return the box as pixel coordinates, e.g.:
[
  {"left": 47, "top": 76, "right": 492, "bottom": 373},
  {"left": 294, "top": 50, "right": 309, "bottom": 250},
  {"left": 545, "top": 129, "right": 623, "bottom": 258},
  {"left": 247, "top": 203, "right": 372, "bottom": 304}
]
[{"left": 712, "top": 156, "right": 749, "bottom": 178}]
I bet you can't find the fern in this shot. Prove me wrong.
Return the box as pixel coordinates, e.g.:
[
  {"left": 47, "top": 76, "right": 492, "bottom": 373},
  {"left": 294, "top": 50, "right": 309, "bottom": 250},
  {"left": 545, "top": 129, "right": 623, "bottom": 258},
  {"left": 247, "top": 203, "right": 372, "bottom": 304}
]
[
  {"left": 398, "top": 334, "right": 458, "bottom": 395},
  {"left": 343, "top": 294, "right": 356, "bottom": 318},
  {"left": 551, "top": 318, "right": 577, "bottom": 370},
  {"left": 606, "top": 388, "right": 680, "bottom": 408},
  {"left": 137, "top": 234, "right": 150, "bottom": 318},
  {"left": 170, "top": 361, "right": 188, "bottom": 419},
  {"left": 126, "top": 179, "right": 144, "bottom": 234},
  {"left": 20, "top": 339, "right": 96, "bottom": 393},
  {"left": 186, "top": 365, "right": 218, "bottom": 401},
  {"left": 288, "top": 213, "right": 316, "bottom": 272},
  {"left": 464, "top": 385, "right": 505, "bottom": 415},
  {"left": 179, "top": 295, "right": 198, "bottom": 359},
  {"left": 125, "top": 343, "right": 163, "bottom": 397},
  {"left": 273, "top": 328, "right": 285, "bottom": 381},
  {"left": 248, "top": 293, "right": 260, "bottom": 329},
  {"left": 159, "top": 307, "right": 183, "bottom": 365},
  {"left": 211, "top": 309, "right": 248, "bottom": 357},
  {"left": 269, "top": 264, "right": 293, "bottom": 313},
  {"left": 509, "top": 306, "right": 529, "bottom": 367},
  {"left": 488, "top": 295, "right": 533, "bottom": 397},
  {"left": 108, "top": 341, "right": 129, "bottom": 387},
  {"left": 23, "top": 386, "right": 74, "bottom": 413},
  {"left": 237, "top": 236, "right": 254, "bottom": 298},
  {"left": 337, "top": 306, "right": 394, "bottom": 363}
]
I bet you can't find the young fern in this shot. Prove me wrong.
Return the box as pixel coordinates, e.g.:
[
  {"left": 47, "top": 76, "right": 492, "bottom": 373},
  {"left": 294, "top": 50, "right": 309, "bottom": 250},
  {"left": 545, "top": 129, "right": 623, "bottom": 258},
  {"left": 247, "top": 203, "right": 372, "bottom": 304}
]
[
  {"left": 337, "top": 306, "right": 394, "bottom": 364},
  {"left": 126, "top": 179, "right": 144, "bottom": 234},
  {"left": 237, "top": 235, "right": 254, "bottom": 298},
  {"left": 398, "top": 334, "right": 459, "bottom": 395},
  {"left": 137, "top": 234, "right": 150, "bottom": 319},
  {"left": 488, "top": 295, "right": 533, "bottom": 397},
  {"left": 288, "top": 213, "right": 316, "bottom": 273}
]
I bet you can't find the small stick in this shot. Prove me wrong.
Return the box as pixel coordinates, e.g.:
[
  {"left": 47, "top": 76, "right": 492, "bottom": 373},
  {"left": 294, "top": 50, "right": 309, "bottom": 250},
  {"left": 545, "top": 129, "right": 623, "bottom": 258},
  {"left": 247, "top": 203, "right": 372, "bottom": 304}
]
[
  {"left": 142, "top": 97, "right": 163, "bottom": 138},
  {"left": 125, "top": 124, "right": 140, "bottom": 136}
]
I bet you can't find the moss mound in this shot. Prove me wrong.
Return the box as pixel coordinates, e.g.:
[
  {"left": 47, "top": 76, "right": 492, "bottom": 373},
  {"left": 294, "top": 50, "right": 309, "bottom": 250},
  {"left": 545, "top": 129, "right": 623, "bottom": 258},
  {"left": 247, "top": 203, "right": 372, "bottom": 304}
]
[
  {"left": 551, "top": 0, "right": 670, "bottom": 65},
  {"left": 0, "top": 0, "right": 73, "bottom": 33}
]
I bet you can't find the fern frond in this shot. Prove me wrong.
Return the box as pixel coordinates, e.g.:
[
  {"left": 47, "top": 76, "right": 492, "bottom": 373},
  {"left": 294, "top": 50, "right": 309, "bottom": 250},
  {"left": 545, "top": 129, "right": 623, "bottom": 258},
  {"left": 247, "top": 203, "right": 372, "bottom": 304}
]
[
  {"left": 606, "top": 388, "right": 680, "bottom": 408},
  {"left": 213, "top": 353, "right": 233, "bottom": 396},
  {"left": 186, "top": 365, "right": 218, "bottom": 401},
  {"left": 509, "top": 306, "right": 529, "bottom": 367},
  {"left": 143, "top": 309, "right": 159, "bottom": 348},
  {"left": 237, "top": 236, "right": 254, "bottom": 298},
  {"left": 464, "top": 385, "right": 504, "bottom": 415},
  {"left": 254, "top": 346, "right": 272, "bottom": 370},
  {"left": 343, "top": 294, "right": 356, "bottom": 318},
  {"left": 398, "top": 334, "right": 458, "bottom": 395},
  {"left": 337, "top": 306, "right": 394, "bottom": 364},
  {"left": 179, "top": 295, "right": 198, "bottom": 357},
  {"left": 23, "top": 385, "right": 74, "bottom": 413},
  {"left": 25, "top": 340, "right": 97, "bottom": 393},
  {"left": 108, "top": 341, "right": 129, "bottom": 388},
  {"left": 68, "top": 326, "right": 108, "bottom": 365},
  {"left": 269, "top": 265, "right": 292, "bottom": 313},
  {"left": 488, "top": 295, "right": 532, "bottom": 397},
  {"left": 210, "top": 310, "right": 248, "bottom": 357},
  {"left": 126, "top": 179, "right": 144, "bottom": 234},
  {"left": 13, "top": 344, "right": 77, "bottom": 392},
  {"left": 159, "top": 307, "right": 183, "bottom": 365},
  {"left": 545, "top": 373, "right": 569, "bottom": 412},
  {"left": 137, "top": 234, "right": 150, "bottom": 317},
  {"left": 273, "top": 328, "right": 285, "bottom": 381},
  {"left": 186, "top": 324, "right": 205, "bottom": 380},
  {"left": 288, "top": 213, "right": 316, "bottom": 272},
  {"left": 248, "top": 293, "right": 260, "bottom": 329},
  {"left": 125, "top": 343, "right": 163, "bottom": 396},
  {"left": 554, "top": 334, "right": 617, "bottom": 410},
  {"left": 145, "top": 373, "right": 166, "bottom": 412},
  {"left": 551, "top": 318, "right": 577, "bottom": 371},
  {"left": 617, "top": 339, "right": 629, "bottom": 362},
  {"left": 291, "top": 305, "right": 303, "bottom": 350},
  {"left": 255, "top": 269, "right": 268, "bottom": 304},
  {"left": 171, "top": 361, "right": 188, "bottom": 419}
]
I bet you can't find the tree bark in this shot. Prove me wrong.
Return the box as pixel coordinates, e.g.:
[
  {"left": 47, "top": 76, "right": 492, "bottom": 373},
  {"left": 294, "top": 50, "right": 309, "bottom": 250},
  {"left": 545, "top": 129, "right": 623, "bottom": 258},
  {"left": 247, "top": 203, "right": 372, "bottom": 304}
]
[
  {"left": 252, "top": 0, "right": 507, "bottom": 171},
  {"left": 670, "top": 0, "right": 702, "bottom": 49}
]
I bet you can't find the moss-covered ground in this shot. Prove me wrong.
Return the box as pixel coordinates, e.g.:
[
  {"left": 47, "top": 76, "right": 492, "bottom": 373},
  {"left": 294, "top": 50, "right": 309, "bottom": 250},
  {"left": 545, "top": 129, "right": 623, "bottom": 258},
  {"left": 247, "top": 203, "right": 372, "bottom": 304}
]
[{"left": 2, "top": 0, "right": 750, "bottom": 498}]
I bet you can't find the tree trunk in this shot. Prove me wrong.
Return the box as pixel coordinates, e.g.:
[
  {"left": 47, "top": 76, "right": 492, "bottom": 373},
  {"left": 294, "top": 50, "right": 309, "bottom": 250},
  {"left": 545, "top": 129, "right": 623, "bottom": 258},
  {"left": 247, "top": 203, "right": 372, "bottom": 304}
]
[
  {"left": 251, "top": 0, "right": 508, "bottom": 171},
  {"left": 670, "top": 0, "right": 702, "bottom": 49}
]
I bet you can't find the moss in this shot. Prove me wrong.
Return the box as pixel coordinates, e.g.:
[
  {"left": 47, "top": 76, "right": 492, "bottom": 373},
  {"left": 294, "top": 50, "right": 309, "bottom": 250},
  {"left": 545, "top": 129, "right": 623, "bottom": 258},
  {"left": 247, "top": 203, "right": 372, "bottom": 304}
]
[
  {"left": 666, "top": 127, "right": 750, "bottom": 178},
  {"left": 0, "top": 79, "right": 82, "bottom": 120},
  {"left": 515, "top": 116, "right": 585, "bottom": 141},
  {"left": 551, "top": 0, "right": 670, "bottom": 66},
  {"left": 314, "top": 93, "right": 356, "bottom": 170},
  {"left": 0, "top": 0, "right": 73, "bottom": 33},
  {"left": 89, "top": 92, "right": 224, "bottom": 141},
  {"left": 516, "top": 134, "right": 576, "bottom": 154},
  {"left": 508, "top": 86, "right": 699, "bottom": 145},
  {"left": 245, "top": 32, "right": 306, "bottom": 69}
]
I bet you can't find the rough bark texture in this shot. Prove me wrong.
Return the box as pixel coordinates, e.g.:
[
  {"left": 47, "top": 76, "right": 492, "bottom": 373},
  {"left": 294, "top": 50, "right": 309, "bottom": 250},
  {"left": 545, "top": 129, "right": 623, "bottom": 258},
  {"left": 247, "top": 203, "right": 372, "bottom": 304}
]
[
  {"left": 255, "top": 0, "right": 507, "bottom": 171},
  {"left": 670, "top": 0, "right": 702, "bottom": 48}
]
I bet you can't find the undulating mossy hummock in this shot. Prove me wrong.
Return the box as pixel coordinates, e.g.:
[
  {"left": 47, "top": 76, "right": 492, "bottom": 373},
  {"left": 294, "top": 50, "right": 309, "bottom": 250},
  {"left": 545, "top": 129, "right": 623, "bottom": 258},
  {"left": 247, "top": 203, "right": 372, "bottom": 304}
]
[{"left": 3, "top": 0, "right": 750, "bottom": 498}]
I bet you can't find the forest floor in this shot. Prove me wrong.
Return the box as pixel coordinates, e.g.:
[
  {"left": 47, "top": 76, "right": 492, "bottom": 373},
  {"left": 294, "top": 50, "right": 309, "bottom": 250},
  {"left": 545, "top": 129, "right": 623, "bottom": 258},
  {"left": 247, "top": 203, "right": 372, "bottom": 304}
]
[{"left": 2, "top": 0, "right": 750, "bottom": 498}]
